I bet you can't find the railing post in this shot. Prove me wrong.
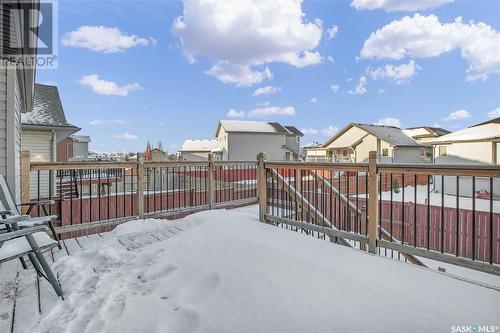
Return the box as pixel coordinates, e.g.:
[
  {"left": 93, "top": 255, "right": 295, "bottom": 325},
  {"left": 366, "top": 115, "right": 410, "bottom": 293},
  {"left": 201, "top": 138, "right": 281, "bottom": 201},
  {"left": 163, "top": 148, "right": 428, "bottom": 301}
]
[
  {"left": 359, "top": 207, "right": 367, "bottom": 251},
  {"left": 208, "top": 153, "right": 215, "bottom": 209},
  {"left": 136, "top": 153, "right": 145, "bottom": 219},
  {"left": 21, "top": 151, "right": 30, "bottom": 214},
  {"left": 368, "top": 151, "right": 378, "bottom": 254},
  {"left": 295, "top": 168, "right": 302, "bottom": 220},
  {"left": 257, "top": 153, "right": 267, "bottom": 222}
]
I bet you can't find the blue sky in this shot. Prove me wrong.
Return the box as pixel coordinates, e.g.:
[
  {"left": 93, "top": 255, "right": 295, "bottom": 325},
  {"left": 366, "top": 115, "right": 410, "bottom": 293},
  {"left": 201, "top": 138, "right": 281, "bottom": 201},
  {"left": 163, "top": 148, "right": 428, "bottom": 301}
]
[{"left": 37, "top": 0, "right": 500, "bottom": 153}]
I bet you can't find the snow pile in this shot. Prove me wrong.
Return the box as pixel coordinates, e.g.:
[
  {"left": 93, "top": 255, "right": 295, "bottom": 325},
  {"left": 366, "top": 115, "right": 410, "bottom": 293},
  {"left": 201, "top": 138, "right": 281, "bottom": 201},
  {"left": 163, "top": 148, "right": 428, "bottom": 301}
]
[{"left": 34, "top": 206, "right": 499, "bottom": 333}]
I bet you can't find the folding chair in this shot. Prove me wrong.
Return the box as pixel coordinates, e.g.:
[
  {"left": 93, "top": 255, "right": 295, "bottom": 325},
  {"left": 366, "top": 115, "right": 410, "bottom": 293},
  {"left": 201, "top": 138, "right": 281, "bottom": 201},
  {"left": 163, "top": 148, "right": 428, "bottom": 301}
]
[
  {"left": 0, "top": 215, "right": 63, "bottom": 297},
  {"left": 0, "top": 175, "right": 62, "bottom": 249}
]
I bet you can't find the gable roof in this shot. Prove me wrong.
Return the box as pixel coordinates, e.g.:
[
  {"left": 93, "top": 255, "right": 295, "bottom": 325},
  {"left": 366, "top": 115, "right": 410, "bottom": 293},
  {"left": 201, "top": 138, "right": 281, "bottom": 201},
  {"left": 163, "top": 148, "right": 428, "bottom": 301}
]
[
  {"left": 179, "top": 140, "right": 221, "bottom": 152},
  {"left": 404, "top": 126, "right": 450, "bottom": 139},
  {"left": 216, "top": 120, "right": 303, "bottom": 137},
  {"left": 21, "top": 84, "right": 79, "bottom": 130},
  {"left": 324, "top": 123, "right": 424, "bottom": 148},
  {"left": 431, "top": 118, "right": 500, "bottom": 143}
]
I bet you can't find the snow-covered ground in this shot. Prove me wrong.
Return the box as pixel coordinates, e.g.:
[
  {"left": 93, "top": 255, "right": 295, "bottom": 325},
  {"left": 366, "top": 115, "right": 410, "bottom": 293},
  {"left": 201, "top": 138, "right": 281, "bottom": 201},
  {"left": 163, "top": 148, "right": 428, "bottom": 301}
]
[
  {"left": 357, "top": 185, "right": 499, "bottom": 213},
  {"left": 33, "top": 206, "right": 499, "bottom": 333}
]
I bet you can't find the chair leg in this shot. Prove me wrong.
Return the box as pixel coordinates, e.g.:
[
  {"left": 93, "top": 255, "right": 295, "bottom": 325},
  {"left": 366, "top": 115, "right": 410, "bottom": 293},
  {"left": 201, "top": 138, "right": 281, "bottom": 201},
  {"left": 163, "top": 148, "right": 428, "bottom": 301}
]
[
  {"left": 47, "top": 221, "right": 62, "bottom": 250},
  {"left": 25, "top": 236, "right": 63, "bottom": 297}
]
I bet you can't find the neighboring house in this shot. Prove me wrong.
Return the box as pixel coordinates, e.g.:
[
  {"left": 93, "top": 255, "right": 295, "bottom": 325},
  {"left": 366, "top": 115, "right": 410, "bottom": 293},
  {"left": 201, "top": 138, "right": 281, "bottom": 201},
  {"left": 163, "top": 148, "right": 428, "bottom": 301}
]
[
  {"left": 302, "top": 142, "right": 325, "bottom": 161},
  {"left": 215, "top": 120, "right": 303, "bottom": 161},
  {"left": 0, "top": 1, "right": 39, "bottom": 202},
  {"left": 431, "top": 118, "right": 499, "bottom": 165},
  {"left": 151, "top": 148, "right": 169, "bottom": 162},
  {"left": 57, "top": 135, "right": 91, "bottom": 162},
  {"left": 21, "top": 84, "right": 79, "bottom": 197},
  {"left": 430, "top": 118, "right": 499, "bottom": 198},
  {"left": 403, "top": 126, "right": 450, "bottom": 143},
  {"left": 178, "top": 140, "right": 221, "bottom": 161},
  {"left": 306, "top": 123, "right": 431, "bottom": 163}
]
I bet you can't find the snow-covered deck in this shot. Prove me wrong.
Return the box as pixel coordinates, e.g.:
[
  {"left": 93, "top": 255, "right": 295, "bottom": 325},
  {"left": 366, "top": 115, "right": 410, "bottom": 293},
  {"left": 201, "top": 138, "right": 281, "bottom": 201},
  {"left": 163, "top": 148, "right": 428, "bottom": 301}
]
[{"left": 1, "top": 206, "right": 499, "bottom": 332}]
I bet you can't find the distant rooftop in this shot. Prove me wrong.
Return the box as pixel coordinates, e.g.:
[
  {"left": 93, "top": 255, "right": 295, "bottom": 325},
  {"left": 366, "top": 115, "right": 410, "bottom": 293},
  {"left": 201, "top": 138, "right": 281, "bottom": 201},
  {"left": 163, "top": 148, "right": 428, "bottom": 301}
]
[
  {"left": 70, "top": 135, "right": 91, "bottom": 143},
  {"left": 180, "top": 139, "right": 221, "bottom": 152},
  {"left": 431, "top": 118, "right": 500, "bottom": 143},
  {"left": 216, "top": 120, "right": 303, "bottom": 137},
  {"left": 21, "top": 84, "right": 79, "bottom": 130},
  {"left": 354, "top": 123, "right": 424, "bottom": 147}
]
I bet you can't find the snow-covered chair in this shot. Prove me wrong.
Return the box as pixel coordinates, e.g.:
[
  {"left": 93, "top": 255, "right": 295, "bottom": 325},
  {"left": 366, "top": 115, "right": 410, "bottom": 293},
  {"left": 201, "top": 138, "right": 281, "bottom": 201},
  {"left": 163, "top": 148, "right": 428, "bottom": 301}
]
[
  {"left": 0, "top": 175, "right": 61, "bottom": 249},
  {"left": 0, "top": 215, "right": 63, "bottom": 297}
]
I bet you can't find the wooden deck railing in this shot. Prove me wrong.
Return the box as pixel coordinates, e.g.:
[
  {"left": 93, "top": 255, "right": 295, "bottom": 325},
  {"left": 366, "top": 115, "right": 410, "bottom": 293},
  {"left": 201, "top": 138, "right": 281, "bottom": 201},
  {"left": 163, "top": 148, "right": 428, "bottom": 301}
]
[
  {"left": 22, "top": 152, "right": 257, "bottom": 239},
  {"left": 258, "top": 152, "right": 500, "bottom": 276}
]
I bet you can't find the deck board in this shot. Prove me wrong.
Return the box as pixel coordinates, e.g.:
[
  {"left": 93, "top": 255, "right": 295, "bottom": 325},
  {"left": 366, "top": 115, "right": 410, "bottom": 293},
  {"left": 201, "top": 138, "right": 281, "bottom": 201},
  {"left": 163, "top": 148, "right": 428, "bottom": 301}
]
[
  {"left": 0, "top": 260, "right": 19, "bottom": 333},
  {"left": 11, "top": 265, "right": 39, "bottom": 333}
]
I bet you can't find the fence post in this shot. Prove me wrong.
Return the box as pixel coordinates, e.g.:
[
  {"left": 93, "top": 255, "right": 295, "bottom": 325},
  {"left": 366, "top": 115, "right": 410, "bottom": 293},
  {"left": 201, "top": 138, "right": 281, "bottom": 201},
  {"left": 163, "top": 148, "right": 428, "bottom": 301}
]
[
  {"left": 359, "top": 207, "right": 367, "bottom": 251},
  {"left": 136, "top": 153, "right": 145, "bottom": 219},
  {"left": 21, "top": 151, "right": 30, "bottom": 214},
  {"left": 208, "top": 153, "right": 215, "bottom": 209},
  {"left": 368, "top": 151, "right": 378, "bottom": 254},
  {"left": 257, "top": 153, "right": 267, "bottom": 222}
]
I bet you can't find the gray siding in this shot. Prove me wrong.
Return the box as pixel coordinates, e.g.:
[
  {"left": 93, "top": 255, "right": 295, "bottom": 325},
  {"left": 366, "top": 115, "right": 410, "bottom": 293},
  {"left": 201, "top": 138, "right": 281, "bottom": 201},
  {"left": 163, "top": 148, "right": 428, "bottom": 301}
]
[
  {"left": 21, "top": 130, "right": 53, "bottom": 198},
  {"left": 228, "top": 132, "right": 288, "bottom": 161},
  {"left": 0, "top": 68, "right": 6, "bottom": 178}
]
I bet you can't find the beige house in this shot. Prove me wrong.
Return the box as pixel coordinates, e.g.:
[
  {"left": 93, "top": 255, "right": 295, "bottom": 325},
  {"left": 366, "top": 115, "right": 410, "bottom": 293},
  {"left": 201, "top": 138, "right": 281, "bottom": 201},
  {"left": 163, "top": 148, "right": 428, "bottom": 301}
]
[
  {"left": 306, "top": 123, "right": 432, "bottom": 163},
  {"left": 403, "top": 126, "right": 450, "bottom": 143},
  {"left": 178, "top": 140, "right": 221, "bottom": 161},
  {"left": 215, "top": 120, "right": 303, "bottom": 161},
  {"left": 431, "top": 118, "right": 499, "bottom": 165},
  {"left": 57, "top": 135, "right": 91, "bottom": 162}
]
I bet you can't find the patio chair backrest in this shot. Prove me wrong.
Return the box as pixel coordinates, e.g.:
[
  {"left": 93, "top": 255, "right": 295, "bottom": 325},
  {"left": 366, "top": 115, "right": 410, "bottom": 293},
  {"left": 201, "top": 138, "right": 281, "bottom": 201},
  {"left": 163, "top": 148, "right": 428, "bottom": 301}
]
[{"left": 0, "top": 175, "right": 19, "bottom": 215}]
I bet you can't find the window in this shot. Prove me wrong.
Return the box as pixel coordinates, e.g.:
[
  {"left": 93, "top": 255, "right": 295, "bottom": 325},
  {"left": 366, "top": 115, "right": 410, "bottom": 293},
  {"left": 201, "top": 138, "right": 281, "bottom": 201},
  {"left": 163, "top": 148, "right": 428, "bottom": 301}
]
[
  {"left": 342, "top": 149, "right": 348, "bottom": 156},
  {"left": 439, "top": 146, "right": 447, "bottom": 156},
  {"left": 296, "top": 136, "right": 300, "bottom": 143},
  {"left": 382, "top": 148, "right": 389, "bottom": 157},
  {"left": 285, "top": 152, "right": 291, "bottom": 160},
  {"left": 420, "top": 148, "right": 425, "bottom": 156}
]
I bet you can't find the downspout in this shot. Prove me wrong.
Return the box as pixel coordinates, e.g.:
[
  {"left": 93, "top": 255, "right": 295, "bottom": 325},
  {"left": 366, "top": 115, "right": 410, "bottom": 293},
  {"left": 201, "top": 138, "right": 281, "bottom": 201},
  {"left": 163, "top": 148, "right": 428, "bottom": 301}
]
[{"left": 51, "top": 129, "right": 57, "bottom": 162}]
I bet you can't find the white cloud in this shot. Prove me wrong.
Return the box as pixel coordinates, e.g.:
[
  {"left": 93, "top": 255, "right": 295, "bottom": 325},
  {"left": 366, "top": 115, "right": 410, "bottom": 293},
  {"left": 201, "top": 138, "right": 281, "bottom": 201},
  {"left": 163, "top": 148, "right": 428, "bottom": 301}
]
[
  {"left": 252, "top": 86, "right": 281, "bottom": 96},
  {"left": 248, "top": 106, "right": 296, "bottom": 117},
  {"left": 487, "top": 107, "right": 500, "bottom": 118},
  {"left": 360, "top": 14, "right": 500, "bottom": 81},
  {"left": 327, "top": 25, "right": 339, "bottom": 39},
  {"left": 115, "top": 132, "right": 138, "bottom": 140},
  {"left": 367, "top": 60, "right": 421, "bottom": 84},
  {"left": 326, "top": 56, "right": 335, "bottom": 63},
  {"left": 323, "top": 125, "right": 339, "bottom": 136},
  {"left": 444, "top": 109, "right": 471, "bottom": 121},
  {"left": 205, "top": 63, "right": 272, "bottom": 87},
  {"left": 378, "top": 88, "right": 386, "bottom": 94},
  {"left": 227, "top": 109, "right": 246, "bottom": 118},
  {"left": 351, "top": 0, "right": 453, "bottom": 12},
  {"left": 348, "top": 76, "right": 367, "bottom": 95},
  {"left": 330, "top": 84, "right": 340, "bottom": 93},
  {"left": 375, "top": 117, "right": 401, "bottom": 127},
  {"left": 62, "top": 26, "right": 154, "bottom": 53},
  {"left": 159, "top": 122, "right": 166, "bottom": 127},
  {"left": 309, "top": 97, "right": 318, "bottom": 103},
  {"left": 79, "top": 75, "right": 142, "bottom": 96},
  {"left": 301, "top": 128, "right": 319, "bottom": 135},
  {"left": 90, "top": 119, "right": 127, "bottom": 126},
  {"left": 172, "top": 0, "right": 324, "bottom": 86}
]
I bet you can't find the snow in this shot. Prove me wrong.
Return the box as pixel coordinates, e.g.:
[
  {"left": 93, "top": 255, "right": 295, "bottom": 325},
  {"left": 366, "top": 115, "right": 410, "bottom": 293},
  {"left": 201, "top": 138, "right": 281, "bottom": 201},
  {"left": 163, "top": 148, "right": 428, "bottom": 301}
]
[
  {"left": 357, "top": 185, "right": 500, "bottom": 213},
  {"left": 179, "top": 140, "right": 220, "bottom": 152},
  {"left": 431, "top": 123, "right": 499, "bottom": 142},
  {"left": 33, "top": 206, "right": 499, "bottom": 333},
  {"left": 0, "top": 232, "right": 57, "bottom": 261}
]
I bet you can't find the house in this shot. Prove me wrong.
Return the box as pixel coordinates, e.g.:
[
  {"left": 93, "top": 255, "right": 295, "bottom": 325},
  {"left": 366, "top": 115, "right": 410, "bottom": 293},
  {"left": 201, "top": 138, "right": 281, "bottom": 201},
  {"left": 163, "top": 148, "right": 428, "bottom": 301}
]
[
  {"left": 403, "top": 126, "right": 450, "bottom": 143},
  {"left": 215, "top": 120, "right": 303, "bottom": 161},
  {"left": 145, "top": 141, "right": 169, "bottom": 162},
  {"left": 431, "top": 118, "right": 499, "bottom": 165},
  {"left": 57, "top": 135, "right": 91, "bottom": 162},
  {"left": 0, "top": 1, "right": 40, "bottom": 202},
  {"left": 21, "top": 84, "right": 79, "bottom": 197},
  {"left": 430, "top": 118, "right": 499, "bottom": 198},
  {"left": 178, "top": 140, "right": 221, "bottom": 161},
  {"left": 22, "top": 84, "right": 80, "bottom": 163},
  {"left": 306, "top": 123, "right": 432, "bottom": 163}
]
